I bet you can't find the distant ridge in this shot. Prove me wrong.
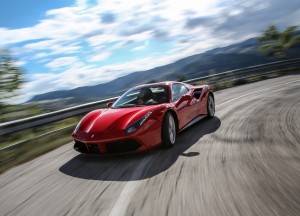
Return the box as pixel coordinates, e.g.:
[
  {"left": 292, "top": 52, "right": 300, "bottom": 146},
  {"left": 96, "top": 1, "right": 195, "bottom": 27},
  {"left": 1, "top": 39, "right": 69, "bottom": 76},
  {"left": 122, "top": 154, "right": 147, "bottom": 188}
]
[{"left": 29, "top": 37, "right": 300, "bottom": 105}]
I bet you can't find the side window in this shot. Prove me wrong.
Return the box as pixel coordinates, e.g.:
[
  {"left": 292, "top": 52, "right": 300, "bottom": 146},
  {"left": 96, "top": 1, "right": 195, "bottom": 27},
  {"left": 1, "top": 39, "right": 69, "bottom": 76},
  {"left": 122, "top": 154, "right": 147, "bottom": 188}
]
[{"left": 171, "top": 83, "right": 189, "bottom": 102}]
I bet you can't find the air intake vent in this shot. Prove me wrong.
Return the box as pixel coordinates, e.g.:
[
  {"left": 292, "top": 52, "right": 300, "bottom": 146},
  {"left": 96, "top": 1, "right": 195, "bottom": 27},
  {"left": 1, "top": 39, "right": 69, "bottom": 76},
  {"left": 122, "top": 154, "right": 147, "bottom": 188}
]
[
  {"left": 74, "top": 141, "right": 89, "bottom": 153},
  {"left": 106, "top": 140, "right": 140, "bottom": 153},
  {"left": 87, "top": 144, "right": 100, "bottom": 154}
]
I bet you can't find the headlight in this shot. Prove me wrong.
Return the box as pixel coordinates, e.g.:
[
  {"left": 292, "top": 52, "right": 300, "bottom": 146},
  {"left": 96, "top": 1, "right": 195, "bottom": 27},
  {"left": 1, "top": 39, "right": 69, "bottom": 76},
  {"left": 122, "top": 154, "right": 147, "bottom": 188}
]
[
  {"left": 126, "top": 111, "right": 152, "bottom": 134},
  {"left": 74, "top": 121, "right": 81, "bottom": 134}
]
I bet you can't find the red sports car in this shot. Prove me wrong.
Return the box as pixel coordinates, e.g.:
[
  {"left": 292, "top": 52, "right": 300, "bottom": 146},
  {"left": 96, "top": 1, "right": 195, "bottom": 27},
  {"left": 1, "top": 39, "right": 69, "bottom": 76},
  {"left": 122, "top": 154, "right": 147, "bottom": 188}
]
[{"left": 72, "top": 81, "right": 215, "bottom": 155}]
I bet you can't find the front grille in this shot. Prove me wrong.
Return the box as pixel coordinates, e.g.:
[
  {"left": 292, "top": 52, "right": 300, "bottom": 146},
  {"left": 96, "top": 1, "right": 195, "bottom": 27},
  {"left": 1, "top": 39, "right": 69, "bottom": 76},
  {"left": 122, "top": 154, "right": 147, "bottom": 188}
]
[
  {"left": 74, "top": 140, "right": 140, "bottom": 154},
  {"left": 74, "top": 141, "right": 100, "bottom": 154},
  {"left": 106, "top": 140, "right": 141, "bottom": 154},
  {"left": 74, "top": 141, "right": 89, "bottom": 153}
]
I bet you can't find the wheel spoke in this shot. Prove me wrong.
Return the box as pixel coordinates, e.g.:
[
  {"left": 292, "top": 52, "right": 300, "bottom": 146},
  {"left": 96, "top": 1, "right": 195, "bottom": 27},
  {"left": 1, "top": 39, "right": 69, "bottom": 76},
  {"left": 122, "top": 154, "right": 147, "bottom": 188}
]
[
  {"left": 168, "top": 115, "right": 176, "bottom": 144},
  {"left": 208, "top": 96, "right": 215, "bottom": 116}
]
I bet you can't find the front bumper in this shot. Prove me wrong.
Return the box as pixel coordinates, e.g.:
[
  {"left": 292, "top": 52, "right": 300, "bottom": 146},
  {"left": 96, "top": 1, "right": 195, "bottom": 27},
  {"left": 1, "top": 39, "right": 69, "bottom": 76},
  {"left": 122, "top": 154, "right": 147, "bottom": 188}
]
[
  {"left": 72, "top": 118, "right": 162, "bottom": 155},
  {"left": 73, "top": 139, "right": 145, "bottom": 155}
]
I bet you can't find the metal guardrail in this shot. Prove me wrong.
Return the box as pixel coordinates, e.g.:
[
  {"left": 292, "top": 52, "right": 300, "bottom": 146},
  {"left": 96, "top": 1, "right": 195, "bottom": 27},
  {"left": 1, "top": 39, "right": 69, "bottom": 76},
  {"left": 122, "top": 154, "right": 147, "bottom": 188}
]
[
  {"left": 0, "top": 96, "right": 118, "bottom": 136},
  {"left": 1, "top": 57, "right": 300, "bottom": 137},
  {"left": 184, "top": 57, "right": 300, "bottom": 83}
]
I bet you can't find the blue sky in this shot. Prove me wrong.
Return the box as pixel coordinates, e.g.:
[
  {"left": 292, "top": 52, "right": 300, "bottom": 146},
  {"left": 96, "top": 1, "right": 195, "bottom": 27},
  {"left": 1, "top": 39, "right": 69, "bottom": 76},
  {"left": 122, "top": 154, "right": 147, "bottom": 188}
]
[{"left": 1, "top": 0, "right": 300, "bottom": 103}]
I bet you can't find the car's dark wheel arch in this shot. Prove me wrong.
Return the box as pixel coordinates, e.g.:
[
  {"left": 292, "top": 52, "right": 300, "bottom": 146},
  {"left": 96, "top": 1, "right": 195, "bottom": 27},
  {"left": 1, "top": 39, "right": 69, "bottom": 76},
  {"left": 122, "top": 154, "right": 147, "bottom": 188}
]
[{"left": 209, "top": 92, "right": 214, "bottom": 101}]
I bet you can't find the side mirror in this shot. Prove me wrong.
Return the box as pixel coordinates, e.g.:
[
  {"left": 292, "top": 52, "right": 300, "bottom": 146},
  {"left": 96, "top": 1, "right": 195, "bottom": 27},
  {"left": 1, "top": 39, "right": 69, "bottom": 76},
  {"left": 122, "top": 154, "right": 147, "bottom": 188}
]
[
  {"left": 107, "top": 102, "right": 113, "bottom": 108},
  {"left": 193, "top": 91, "right": 202, "bottom": 99}
]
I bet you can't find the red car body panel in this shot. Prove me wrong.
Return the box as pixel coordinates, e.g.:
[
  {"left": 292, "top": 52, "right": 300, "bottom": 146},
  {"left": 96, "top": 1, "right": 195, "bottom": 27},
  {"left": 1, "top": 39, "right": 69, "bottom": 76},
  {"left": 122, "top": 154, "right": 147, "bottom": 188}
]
[{"left": 72, "top": 81, "right": 213, "bottom": 155}]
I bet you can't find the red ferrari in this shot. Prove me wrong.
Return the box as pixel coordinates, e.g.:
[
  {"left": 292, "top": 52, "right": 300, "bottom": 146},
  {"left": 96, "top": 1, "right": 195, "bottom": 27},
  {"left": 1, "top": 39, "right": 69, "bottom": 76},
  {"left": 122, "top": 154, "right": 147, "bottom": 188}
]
[{"left": 72, "top": 81, "right": 215, "bottom": 155}]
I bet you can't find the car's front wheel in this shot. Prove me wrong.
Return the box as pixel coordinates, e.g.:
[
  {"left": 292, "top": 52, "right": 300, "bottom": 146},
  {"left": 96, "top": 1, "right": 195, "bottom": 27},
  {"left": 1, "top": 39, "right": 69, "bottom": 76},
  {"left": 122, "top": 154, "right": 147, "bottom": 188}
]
[{"left": 161, "top": 112, "right": 176, "bottom": 148}]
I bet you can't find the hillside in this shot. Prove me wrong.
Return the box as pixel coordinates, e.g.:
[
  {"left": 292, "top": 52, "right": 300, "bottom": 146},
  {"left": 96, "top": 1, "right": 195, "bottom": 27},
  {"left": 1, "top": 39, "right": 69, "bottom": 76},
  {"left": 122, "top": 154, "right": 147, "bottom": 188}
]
[{"left": 29, "top": 37, "right": 300, "bottom": 107}]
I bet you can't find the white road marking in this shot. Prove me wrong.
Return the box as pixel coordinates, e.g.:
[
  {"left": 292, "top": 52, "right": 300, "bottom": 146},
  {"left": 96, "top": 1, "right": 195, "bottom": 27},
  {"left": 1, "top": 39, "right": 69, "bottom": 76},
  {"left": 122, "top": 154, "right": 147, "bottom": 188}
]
[
  {"left": 109, "top": 155, "right": 153, "bottom": 216},
  {"left": 108, "top": 78, "right": 300, "bottom": 216}
]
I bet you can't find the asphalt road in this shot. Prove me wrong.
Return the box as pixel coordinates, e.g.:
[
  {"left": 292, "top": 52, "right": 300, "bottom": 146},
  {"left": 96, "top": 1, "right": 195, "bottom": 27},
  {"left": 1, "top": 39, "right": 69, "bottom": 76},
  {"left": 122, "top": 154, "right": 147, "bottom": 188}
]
[{"left": 1, "top": 75, "right": 300, "bottom": 216}]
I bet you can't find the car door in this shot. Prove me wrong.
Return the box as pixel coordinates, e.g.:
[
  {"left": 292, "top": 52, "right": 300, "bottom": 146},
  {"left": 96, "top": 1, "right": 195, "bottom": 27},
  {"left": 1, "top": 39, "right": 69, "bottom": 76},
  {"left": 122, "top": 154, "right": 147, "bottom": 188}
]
[
  {"left": 192, "top": 87, "right": 207, "bottom": 115},
  {"left": 171, "top": 83, "right": 198, "bottom": 128}
]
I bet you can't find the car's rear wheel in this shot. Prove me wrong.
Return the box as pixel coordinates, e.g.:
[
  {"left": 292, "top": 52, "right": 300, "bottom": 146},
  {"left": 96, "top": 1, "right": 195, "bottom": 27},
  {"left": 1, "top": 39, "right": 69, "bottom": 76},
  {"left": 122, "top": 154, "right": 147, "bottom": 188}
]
[
  {"left": 207, "top": 94, "right": 215, "bottom": 118},
  {"left": 161, "top": 112, "right": 176, "bottom": 148}
]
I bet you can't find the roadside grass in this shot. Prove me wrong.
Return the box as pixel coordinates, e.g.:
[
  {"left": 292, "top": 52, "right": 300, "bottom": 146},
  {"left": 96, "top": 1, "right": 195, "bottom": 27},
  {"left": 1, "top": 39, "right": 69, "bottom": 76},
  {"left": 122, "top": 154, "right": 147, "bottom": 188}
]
[
  {"left": 0, "top": 115, "right": 84, "bottom": 174},
  {"left": 0, "top": 68, "right": 299, "bottom": 174},
  {"left": 0, "top": 115, "right": 82, "bottom": 149},
  {"left": 0, "top": 126, "right": 74, "bottom": 174},
  {"left": 0, "top": 104, "right": 44, "bottom": 123}
]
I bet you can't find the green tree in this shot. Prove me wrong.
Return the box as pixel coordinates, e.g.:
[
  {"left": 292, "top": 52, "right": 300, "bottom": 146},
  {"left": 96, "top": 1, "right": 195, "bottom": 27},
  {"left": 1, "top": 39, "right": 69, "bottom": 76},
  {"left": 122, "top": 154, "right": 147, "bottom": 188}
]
[
  {"left": 257, "top": 25, "right": 300, "bottom": 57},
  {"left": 0, "top": 49, "right": 23, "bottom": 104}
]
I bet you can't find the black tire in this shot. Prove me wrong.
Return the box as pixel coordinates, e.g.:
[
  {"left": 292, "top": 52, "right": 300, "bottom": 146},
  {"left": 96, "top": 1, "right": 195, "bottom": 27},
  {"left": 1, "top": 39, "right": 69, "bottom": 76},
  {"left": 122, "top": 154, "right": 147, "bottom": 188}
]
[
  {"left": 161, "top": 112, "right": 176, "bottom": 148},
  {"left": 207, "top": 94, "right": 215, "bottom": 118}
]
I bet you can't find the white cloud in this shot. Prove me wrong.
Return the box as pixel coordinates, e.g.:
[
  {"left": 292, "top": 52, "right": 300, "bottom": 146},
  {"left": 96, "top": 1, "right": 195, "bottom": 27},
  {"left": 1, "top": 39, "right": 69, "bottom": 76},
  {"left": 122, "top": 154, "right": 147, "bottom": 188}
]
[
  {"left": 131, "top": 45, "right": 146, "bottom": 52},
  {"left": 45, "top": 57, "right": 81, "bottom": 70},
  {"left": 34, "top": 53, "right": 48, "bottom": 59},
  {"left": 89, "top": 52, "right": 111, "bottom": 62},
  {"left": 23, "top": 40, "right": 57, "bottom": 50},
  {"left": 2, "top": 0, "right": 300, "bottom": 103},
  {"left": 15, "top": 61, "right": 27, "bottom": 66},
  {"left": 0, "top": 27, "right": 39, "bottom": 46},
  {"left": 76, "top": 0, "right": 88, "bottom": 8}
]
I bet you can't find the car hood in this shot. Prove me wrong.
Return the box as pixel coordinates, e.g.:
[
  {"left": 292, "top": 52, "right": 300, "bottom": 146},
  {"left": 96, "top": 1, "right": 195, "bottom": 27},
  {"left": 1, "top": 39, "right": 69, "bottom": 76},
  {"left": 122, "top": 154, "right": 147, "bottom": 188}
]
[{"left": 77, "top": 106, "right": 157, "bottom": 134}]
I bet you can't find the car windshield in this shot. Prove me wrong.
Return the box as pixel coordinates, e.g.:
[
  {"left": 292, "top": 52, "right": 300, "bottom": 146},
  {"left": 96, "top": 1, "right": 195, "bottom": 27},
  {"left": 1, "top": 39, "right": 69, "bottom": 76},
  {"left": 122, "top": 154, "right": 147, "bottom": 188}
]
[{"left": 112, "top": 85, "right": 169, "bottom": 108}]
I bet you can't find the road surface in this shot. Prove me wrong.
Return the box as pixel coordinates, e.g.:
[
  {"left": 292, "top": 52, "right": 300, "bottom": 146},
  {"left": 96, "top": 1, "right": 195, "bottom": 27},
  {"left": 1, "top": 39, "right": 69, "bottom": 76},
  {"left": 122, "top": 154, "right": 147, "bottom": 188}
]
[{"left": 1, "top": 75, "right": 300, "bottom": 216}]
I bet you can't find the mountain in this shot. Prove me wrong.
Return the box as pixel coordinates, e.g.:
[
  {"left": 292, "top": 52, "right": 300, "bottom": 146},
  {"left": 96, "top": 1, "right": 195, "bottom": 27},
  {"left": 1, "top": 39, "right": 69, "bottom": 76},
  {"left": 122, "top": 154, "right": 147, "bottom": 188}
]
[{"left": 29, "top": 37, "right": 300, "bottom": 106}]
